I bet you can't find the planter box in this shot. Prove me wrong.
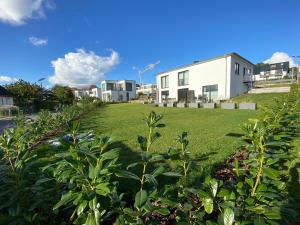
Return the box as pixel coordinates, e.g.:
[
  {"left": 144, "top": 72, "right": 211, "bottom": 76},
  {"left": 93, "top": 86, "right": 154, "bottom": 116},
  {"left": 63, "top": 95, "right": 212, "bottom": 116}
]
[
  {"left": 188, "top": 103, "right": 200, "bottom": 108},
  {"left": 177, "top": 103, "right": 187, "bottom": 108},
  {"left": 158, "top": 103, "right": 166, "bottom": 107},
  {"left": 239, "top": 102, "right": 257, "bottom": 110},
  {"left": 203, "top": 103, "right": 216, "bottom": 109},
  {"left": 143, "top": 101, "right": 149, "bottom": 104},
  {"left": 221, "top": 103, "right": 236, "bottom": 109},
  {"left": 167, "top": 102, "right": 176, "bottom": 107}
]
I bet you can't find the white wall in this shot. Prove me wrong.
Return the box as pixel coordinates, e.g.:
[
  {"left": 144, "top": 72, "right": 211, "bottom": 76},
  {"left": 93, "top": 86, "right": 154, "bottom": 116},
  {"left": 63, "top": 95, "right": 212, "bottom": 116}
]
[{"left": 156, "top": 55, "right": 253, "bottom": 102}]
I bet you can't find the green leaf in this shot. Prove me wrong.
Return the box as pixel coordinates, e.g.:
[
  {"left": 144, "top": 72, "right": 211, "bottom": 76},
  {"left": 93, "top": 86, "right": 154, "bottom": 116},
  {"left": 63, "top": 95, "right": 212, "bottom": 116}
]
[
  {"left": 53, "top": 192, "right": 75, "bottom": 210},
  {"left": 77, "top": 200, "right": 87, "bottom": 215},
  {"left": 203, "top": 197, "right": 214, "bottom": 214},
  {"left": 144, "top": 174, "right": 158, "bottom": 186},
  {"left": 222, "top": 208, "right": 234, "bottom": 225},
  {"left": 209, "top": 179, "right": 218, "bottom": 197},
  {"left": 96, "top": 182, "right": 110, "bottom": 196},
  {"left": 101, "top": 149, "right": 119, "bottom": 160},
  {"left": 134, "top": 189, "right": 148, "bottom": 209},
  {"left": 116, "top": 170, "right": 140, "bottom": 181},
  {"left": 264, "top": 167, "right": 280, "bottom": 180},
  {"left": 162, "top": 172, "right": 183, "bottom": 177},
  {"left": 152, "top": 165, "right": 166, "bottom": 177},
  {"left": 155, "top": 207, "right": 170, "bottom": 216}
]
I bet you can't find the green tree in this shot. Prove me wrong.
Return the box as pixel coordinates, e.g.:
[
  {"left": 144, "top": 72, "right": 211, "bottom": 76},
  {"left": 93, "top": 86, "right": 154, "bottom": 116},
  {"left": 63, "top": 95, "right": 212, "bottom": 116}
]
[
  {"left": 5, "top": 79, "right": 52, "bottom": 112},
  {"left": 52, "top": 85, "right": 74, "bottom": 106}
]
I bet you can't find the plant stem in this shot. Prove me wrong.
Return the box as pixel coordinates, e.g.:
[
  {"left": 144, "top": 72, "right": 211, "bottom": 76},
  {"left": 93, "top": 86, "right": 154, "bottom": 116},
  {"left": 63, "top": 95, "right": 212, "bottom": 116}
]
[{"left": 251, "top": 137, "right": 265, "bottom": 196}]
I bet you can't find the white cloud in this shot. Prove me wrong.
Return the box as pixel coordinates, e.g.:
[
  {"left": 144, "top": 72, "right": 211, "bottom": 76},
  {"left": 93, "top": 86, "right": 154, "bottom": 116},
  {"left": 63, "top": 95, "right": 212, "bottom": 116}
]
[
  {"left": 49, "top": 49, "right": 120, "bottom": 88},
  {"left": 264, "top": 52, "right": 297, "bottom": 67},
  {"left": 29, "top": 36, "right": 48, "bottom": 46},
  {"left": 0, "top": 0, "right": 54, "bottom": 25},
  {"left": 0, "top": 75, "right": 18, "bottom": 83}
]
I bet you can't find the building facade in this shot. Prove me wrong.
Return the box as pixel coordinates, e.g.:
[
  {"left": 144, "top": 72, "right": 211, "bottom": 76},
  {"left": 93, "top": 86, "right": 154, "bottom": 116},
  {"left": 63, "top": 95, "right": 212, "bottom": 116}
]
[
  {"left": 156, "top": 52, "right": 254, "bottom": 103},
  {"left": 0, "top": 86, "right": 14, "bottom": 106},
  {"left": 101, "top": 80, "right": 136, "bottom": 102},
  {"left": 73, "top": 85, "right": 101, "bottom": 99},
  {"left": 252, "top": 62, "right": 290, "bottom": 81}
]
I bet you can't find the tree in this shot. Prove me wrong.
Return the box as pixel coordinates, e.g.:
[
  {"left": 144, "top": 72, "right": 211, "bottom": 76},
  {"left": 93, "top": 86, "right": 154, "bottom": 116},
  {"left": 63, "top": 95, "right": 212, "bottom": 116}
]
[
  {"left": 52, "top": 85, "right": 74, "bottom": 106},
  {"left": 5, "top": 80, "right": 53, "bottom": 112}
]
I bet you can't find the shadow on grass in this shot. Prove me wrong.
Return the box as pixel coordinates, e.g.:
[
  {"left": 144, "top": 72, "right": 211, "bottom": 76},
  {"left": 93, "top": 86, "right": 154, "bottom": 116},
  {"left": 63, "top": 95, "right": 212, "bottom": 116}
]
[{"left": 225, "top": 132, "right": 244, "bottom": 138}]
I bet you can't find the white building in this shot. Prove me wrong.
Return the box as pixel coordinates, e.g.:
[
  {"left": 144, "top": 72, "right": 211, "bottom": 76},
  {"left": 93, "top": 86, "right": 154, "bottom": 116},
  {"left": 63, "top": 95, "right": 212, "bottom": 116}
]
[
  {"left": 156, "top": 52, "right": 254, "bottom": 103},
  {"left": 136, "top": 84, "right": 157, "bottom": 96},
  {"left": 252, "top": 62, "right": 290, "bottom": 81},
  {"left": 73, "top": 85, "right": 101, "bottom": 99},
  {"left": 101, "top": 80, "right": 136, "bottom": 102}
]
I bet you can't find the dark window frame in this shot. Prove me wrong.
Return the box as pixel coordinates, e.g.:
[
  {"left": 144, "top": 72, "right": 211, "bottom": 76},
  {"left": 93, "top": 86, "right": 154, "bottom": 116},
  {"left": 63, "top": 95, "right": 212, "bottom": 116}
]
[
  {"left": 161, "top": 75, "right": 169, "bottom": 89},
  {"left": 235, "top": 63, "right": 240, "bottom": 75},
  {"left": 178, "top": 70, "right": 189, "bottom": 86}
]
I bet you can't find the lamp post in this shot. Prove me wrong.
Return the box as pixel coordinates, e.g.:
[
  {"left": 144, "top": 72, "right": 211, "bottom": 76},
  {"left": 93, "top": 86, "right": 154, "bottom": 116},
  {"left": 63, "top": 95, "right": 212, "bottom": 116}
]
[{"left": 292, "top": 56, "right": 300, "bottom": 84}]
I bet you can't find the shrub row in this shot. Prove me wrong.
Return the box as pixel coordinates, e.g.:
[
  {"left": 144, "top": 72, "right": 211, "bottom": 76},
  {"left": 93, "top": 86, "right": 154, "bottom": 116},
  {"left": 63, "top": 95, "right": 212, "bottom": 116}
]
[{"left": 0, "top": 85, "right": 299, "bottom": 224}]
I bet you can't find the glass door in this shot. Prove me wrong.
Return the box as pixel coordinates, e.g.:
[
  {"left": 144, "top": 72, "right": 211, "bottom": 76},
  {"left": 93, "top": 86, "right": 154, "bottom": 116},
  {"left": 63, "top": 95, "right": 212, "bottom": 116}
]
[{"left": 202, "top": 85, "right": 218, "bottom": 102}]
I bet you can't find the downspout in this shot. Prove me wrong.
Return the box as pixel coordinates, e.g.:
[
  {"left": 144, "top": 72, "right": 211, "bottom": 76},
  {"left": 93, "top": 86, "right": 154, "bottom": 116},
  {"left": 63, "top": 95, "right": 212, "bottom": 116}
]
[{"left": 225, "top": 56, "right": 228, "bottom": 99}]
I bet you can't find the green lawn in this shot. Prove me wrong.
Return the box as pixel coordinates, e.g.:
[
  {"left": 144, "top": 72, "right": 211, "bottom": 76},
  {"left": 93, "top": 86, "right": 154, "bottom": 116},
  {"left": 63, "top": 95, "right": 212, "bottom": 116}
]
[
  {"left": 231, "top": 93, "right": 288, "bottom": 108},
  {"left": 81, "top": 104, "right": 258, "bottom": 172}
]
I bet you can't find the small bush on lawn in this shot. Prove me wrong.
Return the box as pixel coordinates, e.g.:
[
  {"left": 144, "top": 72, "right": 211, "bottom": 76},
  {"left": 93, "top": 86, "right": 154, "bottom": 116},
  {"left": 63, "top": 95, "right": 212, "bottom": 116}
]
[{"left": 0, "top": 84, "right": 299, "bottom": 224}]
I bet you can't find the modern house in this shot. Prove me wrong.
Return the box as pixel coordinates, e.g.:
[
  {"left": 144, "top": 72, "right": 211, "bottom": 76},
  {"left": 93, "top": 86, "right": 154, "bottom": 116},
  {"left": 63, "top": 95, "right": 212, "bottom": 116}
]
[
  {"left": 136, "top": 84, "right": 157, "bottom": 101},
  {"left": 101, "top": 80, "right": 136, "bottom": 102},
  {"left": 0, "top": 86, "right": 14, "bottom": 106},
  {"left": 156, "top": 52, "right": 254, "bottom": 103},
  {"left": 73, "top": 85, "right": 101, "bottom": 99},
  {"left": 252, "top": 62, "right": 290, "bottom": 81}
]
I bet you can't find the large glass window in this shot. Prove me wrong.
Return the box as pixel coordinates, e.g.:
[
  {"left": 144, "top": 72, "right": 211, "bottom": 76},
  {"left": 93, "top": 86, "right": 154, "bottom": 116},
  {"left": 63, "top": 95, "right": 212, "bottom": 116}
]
[
  {"left": 161, "top": 90, "right": 169, "bottom": 101},
  {"left": 161, "top": 76, "right": 169, "bottom": 89},
  {"left": 106, "top": 83, "right": 114, "bottom": 90},
  {"left": 178, "top": 70, "right": 189, "bottom": 86},
  {"left": 202, "top": 84, "right": 218, "bottom": 102},
  {"left": 235, "top": 63, "right": 240, "bottom": 75},
  {"left": 126, "top": 82, "right": 133, "bottom": 91}
]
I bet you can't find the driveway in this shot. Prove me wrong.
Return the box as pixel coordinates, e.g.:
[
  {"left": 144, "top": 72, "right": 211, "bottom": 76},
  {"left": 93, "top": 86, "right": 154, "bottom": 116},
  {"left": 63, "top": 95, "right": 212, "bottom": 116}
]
[{"left": 249, "top": 86, "right": 290, "bottom": 94}]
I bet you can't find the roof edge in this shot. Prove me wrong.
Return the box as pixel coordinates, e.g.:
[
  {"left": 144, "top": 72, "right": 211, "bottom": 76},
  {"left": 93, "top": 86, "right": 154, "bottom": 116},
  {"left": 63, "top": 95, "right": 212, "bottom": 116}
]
[{"left": 156, "top": 52, "right": 254, "bottom": 76}]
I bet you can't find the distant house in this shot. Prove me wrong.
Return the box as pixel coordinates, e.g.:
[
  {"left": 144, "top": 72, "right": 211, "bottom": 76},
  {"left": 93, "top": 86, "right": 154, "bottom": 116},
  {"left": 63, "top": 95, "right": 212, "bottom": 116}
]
[
  {"left": 253, "top": 62, "right": 290, "bottom": 81},
  {"left": 101, "top": 80, "right": 136, "bottom": 102},
  {"left": 73, "top": 85, "right": 101, "bottom": 99},
  {"left": 136, "top": 84, "right": 157, "bottom": 100},
  {"left": 0, "top": 86, "right": 14, "bottom": 106},
  {"left": 156, "top": 52, "right": 254, "bottom": 103}
]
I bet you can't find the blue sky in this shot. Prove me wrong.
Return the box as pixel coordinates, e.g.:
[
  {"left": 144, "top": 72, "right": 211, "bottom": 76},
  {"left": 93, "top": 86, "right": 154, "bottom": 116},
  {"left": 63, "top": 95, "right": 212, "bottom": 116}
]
[{"left": 0, "top": 0, "right": 299, "bottom": 87}]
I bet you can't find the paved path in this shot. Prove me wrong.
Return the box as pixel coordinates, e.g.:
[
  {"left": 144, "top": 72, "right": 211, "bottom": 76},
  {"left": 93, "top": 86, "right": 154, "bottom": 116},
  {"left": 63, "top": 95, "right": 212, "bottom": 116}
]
[
  {"left": 0, "top": 117, "right": 14, "bottom": 133},
  {"left": 249, "top": 86, "right": 290, "bottom": 94}
]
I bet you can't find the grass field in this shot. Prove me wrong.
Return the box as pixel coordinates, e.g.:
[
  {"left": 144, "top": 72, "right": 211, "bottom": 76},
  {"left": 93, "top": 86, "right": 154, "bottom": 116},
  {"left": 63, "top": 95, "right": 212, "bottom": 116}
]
[
  {"left": 81, "top": 104, "right": 258, "bottom": 172},
  {"left": 231, "top": 92, "right": 288, "bottom": 108}
]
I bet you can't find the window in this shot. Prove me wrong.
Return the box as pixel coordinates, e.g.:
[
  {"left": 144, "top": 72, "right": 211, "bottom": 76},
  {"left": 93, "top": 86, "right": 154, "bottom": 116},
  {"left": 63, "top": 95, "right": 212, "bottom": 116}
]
[
  {"left": 126, "top": 82, "right": 133, "bottom": 91},
  {"left": 235, "top": 63, "right": 240, "bottom": 75},
  {"left": 161, "top": 90, "right": 169, "bottom": 101},
  {"left": 106, "top": 83, "right": 114, "bottom": 90},
  {"left": 248, "top": 68, "right": 251, "bottom": 74},
  {"left": 202, "top": 85, "right": 218, "bottom": 103},
  {"left": 161, "top": 76, "right": 169, "bottom": 89},
  {"left": 101, "top": 83, "right": 106, "bottom": 91},
  {"left": 178, "top": 70, "right": 189, "bottom": 86},
  {"left": 243, "top": 67, "right": 246, "bottom": 76}
]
